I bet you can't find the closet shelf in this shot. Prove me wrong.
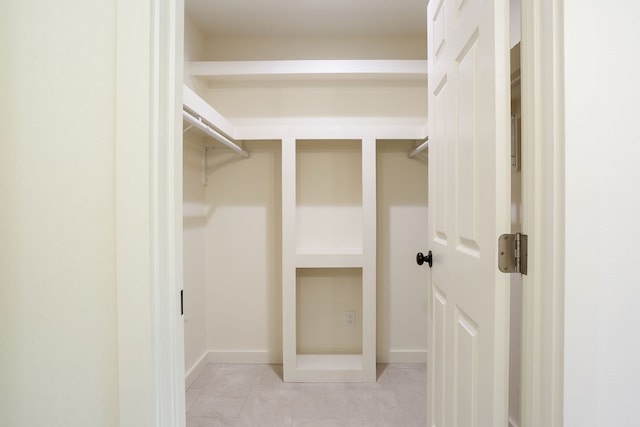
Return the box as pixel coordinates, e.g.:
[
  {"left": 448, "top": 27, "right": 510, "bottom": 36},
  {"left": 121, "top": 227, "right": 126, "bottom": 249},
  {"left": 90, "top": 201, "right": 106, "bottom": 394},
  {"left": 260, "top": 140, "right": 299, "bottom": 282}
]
[
  {"left": 297, "top": 355, "right": 362, "bottom": 370},
  {"left": 295, "top": 248, "right": 363, "bottom": 268},
  {"left": 188, "top": 60, "right": 428, "bottom": 82},
  {"left": 289, "top": 355, "right": 365, "bottom": 382}
]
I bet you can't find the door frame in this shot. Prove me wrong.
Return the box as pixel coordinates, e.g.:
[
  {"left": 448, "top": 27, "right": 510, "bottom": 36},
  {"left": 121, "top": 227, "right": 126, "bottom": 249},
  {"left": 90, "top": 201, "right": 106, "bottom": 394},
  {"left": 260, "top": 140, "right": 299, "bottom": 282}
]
[
  {"left": 116, "top": 0, "right": 566, "bottom": 425},
  {"left": 115, "top": 0, "right": 186, "bottom": 425},
  {"left": 519, "top": 0, "right": 564, "bottom": 426}
]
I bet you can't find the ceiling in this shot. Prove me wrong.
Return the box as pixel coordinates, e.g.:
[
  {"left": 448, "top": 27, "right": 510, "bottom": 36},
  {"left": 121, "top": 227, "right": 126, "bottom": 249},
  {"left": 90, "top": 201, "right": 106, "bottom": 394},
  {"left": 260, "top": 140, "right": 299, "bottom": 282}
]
[{"left": 185, "top": 0, "right": 427, "bottom": 38}]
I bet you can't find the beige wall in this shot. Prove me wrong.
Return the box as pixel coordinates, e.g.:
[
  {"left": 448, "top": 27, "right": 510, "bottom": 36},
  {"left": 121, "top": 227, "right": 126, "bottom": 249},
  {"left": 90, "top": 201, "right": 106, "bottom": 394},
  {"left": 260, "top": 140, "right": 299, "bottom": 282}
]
[
  {"left": 184, "top": 12, "right": 206, "bottom": 93},
  {"left": 376, "top": 141, "right": 429, "bottom": 360},
  {"left": 201, "top": 35, "right": 426, "bottom": 61},
  {"left": 181, "top": 139, "right": 428, "bottom": 364},
  {"left": 204, "top": 82, "right": 427, "bottom": 124},
  {"left": 203, "top": 141, "right": 283, "bottom": 361},
  {"left": 296, "top": 268, "right": 364, "bottom": 354},
  {"left": 182, "top": 24, "right": 425, "bottom": 62},
  {"left": 0, "top": 1, "right": 119, "bottom": 425},
  {"left": 183, "top": 135, "right": 208, "bottom": 373}
]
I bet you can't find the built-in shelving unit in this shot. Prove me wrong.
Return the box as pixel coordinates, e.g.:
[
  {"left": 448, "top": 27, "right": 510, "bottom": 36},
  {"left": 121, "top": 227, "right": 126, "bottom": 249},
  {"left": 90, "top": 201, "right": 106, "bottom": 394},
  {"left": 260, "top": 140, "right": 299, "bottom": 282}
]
[
  {"left": 282, "top": 136, "right": 377, "bottom": 382},
  {"left": 183, "top": 57, "right": 427, "bottom": 382}
]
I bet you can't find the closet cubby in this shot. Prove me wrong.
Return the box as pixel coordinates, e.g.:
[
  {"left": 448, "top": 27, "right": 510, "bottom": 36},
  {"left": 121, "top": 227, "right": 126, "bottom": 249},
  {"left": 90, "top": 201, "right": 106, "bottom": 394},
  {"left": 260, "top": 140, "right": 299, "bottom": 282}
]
[
  {"left": 296, "top": 140, "right": 362, "bottom": 254},
  {"left": 296, "top": 268, "right": 363, "bottom": 355},
  {"left": 282, "top": 137, "right": 376, "bottom": 382}
]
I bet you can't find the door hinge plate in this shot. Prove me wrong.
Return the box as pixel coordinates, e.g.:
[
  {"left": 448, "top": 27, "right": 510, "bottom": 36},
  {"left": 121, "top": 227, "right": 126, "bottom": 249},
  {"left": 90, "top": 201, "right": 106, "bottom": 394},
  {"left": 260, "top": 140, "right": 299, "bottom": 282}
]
[{"left": 498, "top": 233, "right": 528, "bottom": 275}]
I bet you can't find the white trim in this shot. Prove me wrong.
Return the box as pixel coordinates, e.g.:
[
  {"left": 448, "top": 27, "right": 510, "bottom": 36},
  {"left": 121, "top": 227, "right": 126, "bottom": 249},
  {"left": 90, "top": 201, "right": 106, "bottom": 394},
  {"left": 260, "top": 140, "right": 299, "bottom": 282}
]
[
  {"left": 186, "top": 349, "right": 428, "bottom": 378},
  {"left": 185, "top": 352, "right": 210, "bottom": 389},
  {"left": 519, "top": 0, "right": 564, "bottom": 426},
  {"left": 116, "top": 0, "right": 184, "bottom": 426},
  {"left": 361, "top": 136, "right": 378, "bottom": 382},
  {"left": 206, "top": 351, "right": 282, "bottom": 364}
]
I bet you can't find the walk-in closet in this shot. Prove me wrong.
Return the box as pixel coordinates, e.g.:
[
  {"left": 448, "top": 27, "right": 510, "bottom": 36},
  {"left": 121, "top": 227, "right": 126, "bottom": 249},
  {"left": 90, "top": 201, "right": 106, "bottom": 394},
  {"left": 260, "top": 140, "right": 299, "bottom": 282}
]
[{"left": 182, "top": 0, "right": 429, "bottom": 395}]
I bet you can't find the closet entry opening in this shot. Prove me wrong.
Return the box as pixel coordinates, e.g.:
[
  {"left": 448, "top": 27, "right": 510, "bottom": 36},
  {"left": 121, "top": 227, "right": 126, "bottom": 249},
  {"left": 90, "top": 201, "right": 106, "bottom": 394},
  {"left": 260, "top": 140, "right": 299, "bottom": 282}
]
[{"left": 181, "top": 0, "right": 429, "bottom": 424}]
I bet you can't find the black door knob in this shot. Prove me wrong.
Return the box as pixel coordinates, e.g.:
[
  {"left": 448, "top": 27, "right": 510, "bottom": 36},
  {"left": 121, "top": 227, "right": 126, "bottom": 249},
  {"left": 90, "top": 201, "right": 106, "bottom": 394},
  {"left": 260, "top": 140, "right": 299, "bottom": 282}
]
[{"left": 416, "top": 251, "right": 433, "bottom": 268}]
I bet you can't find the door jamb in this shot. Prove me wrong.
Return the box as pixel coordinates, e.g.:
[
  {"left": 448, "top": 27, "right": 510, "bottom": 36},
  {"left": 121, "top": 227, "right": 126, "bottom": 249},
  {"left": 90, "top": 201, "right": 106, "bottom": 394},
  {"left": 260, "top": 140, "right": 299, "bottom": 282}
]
[
  {"left": 519, "top": 0, "right": 564, "bottom": 426},
  {"left": 115, "top": 0, "right": 185, "bottom": 425}
]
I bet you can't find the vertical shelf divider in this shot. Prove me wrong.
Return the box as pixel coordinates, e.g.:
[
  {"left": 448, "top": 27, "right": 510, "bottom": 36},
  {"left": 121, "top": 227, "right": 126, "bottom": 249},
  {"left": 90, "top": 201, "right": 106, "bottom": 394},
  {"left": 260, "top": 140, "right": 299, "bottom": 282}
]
[
  {"left": 361, "top": 136, "right": 377, "bottom": 382},
  {"left": 282, "top": 137, "right": 297, "bottom": 381}
]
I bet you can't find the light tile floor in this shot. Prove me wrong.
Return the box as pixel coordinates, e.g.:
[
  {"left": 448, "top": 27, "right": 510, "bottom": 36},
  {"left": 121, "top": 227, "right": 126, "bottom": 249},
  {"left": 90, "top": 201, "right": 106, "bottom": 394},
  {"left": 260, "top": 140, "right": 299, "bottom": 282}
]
[{"left": 186, "top": 363, "right": 426, "bottom": 427}]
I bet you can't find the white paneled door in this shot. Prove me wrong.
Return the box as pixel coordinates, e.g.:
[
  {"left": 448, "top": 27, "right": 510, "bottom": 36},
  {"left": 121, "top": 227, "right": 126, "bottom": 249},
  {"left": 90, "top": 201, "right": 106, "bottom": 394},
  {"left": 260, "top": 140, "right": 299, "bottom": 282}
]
[{"left": 426, "top": 0, "right": 511, "bottom": 425}]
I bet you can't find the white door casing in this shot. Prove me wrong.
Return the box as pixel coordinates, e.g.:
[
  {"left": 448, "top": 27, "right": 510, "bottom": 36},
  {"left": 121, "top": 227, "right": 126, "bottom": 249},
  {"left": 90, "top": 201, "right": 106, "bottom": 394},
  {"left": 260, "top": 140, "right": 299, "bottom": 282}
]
[
  {"left": 427, "top": 0, "right": 511, "bottom": 425},
  {"left": 115, "top": 0, "right": 186, "bottom": 425}
]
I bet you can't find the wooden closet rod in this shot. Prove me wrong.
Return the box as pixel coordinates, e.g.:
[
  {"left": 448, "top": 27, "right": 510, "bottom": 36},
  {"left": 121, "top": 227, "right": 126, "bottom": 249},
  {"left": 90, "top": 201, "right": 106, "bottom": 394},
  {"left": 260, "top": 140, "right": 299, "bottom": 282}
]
[{"left": 182, "top": 110, "right": 250, "bottom": 159}]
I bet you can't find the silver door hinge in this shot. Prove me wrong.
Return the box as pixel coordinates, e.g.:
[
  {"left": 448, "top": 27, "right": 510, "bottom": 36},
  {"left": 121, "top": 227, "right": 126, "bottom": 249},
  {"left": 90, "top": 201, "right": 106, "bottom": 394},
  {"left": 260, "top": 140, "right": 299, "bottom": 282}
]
[{"left": 498, "top": 233, "right": 528, "bottom": 275}]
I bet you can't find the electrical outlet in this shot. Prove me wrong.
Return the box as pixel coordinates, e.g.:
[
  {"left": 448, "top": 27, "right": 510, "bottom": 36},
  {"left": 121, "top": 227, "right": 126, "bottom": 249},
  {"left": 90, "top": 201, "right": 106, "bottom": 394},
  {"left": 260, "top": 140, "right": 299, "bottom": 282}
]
[{"left": 345, "top": 310, "right": 356, "bottom": 327}]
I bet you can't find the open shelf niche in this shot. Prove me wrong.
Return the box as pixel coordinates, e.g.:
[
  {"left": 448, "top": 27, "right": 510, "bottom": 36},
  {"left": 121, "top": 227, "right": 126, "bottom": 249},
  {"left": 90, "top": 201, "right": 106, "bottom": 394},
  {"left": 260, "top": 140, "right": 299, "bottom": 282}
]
[{"left": 282, "top": 137, "right": 376, "bottom": 382}]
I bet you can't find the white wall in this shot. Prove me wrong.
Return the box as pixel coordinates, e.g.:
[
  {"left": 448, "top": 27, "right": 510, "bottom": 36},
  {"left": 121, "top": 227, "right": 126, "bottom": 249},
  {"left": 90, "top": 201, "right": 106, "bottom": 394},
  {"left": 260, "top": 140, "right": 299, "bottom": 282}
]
[
  {"left": 0, "top": 1, "right": 119, "bottom": 425},
  {"left": 564, "top": 1, "right": 640, "bottom": 425},
  {"left": 183, "top": 136, "right": 208, "bottom": 375}
]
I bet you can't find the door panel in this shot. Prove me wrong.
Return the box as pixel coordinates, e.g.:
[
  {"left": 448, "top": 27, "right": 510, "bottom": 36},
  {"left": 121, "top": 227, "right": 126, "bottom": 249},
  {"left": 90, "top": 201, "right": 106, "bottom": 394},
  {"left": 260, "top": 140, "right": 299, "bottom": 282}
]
[
  {"left": 433, "top": 77, "right": 449, "bottom": 245},
  {"left": 426, "top": 0, "right": 511, "bottom": 425}
]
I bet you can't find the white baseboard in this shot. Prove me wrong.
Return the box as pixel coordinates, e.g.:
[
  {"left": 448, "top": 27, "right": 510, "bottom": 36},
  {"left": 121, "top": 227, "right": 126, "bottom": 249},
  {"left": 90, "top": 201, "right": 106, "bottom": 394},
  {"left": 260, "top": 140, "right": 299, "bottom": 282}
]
[
  {"left": 186, "top": 350, "right": 427, "bottom": 384},
  {"left": 185, "top": 352, "right": 210, "bottom": 388},
  {"left": 379, "top": 350, "right": 427, "bottom": 364},
  {"left": 206, "top": 350, "right": 282, "bottom": 364},
  {"left": 205, "top": 350, "right": 426, "bottom": 364},
  {"left": 508, "top": 416, "right": 520, "bottom": 427}
]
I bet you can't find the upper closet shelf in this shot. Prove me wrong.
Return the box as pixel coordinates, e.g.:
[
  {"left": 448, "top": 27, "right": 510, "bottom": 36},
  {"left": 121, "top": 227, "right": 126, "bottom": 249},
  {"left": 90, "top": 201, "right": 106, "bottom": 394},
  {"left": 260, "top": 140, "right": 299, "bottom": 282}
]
[{"left": 188, "top": 60, "right": 428, "bottom": 81}]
